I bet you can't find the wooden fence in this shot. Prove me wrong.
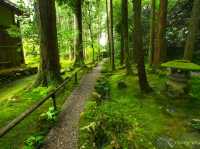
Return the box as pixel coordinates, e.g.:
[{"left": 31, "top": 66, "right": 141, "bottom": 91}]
[{"left": 0, "top": 67, "right": 91, "bottom": 138}]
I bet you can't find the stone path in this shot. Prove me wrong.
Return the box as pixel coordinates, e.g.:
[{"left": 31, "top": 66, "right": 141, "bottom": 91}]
[{"left": 41, "top": 62, "right": 103, "bottom": 149}]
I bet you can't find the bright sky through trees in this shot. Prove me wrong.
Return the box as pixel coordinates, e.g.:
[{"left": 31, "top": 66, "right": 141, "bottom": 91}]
[{"left": 99, "top": 32, "right": 107, "bottom": 46}]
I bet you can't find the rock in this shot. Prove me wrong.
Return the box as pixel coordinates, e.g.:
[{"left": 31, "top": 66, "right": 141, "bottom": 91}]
[
  {"left": 92, "top": 92, "right": 101, "bottom": 99},
  {"left": 117, "top": 80, "right": 127, "bottom": 89},
  {"left": 24, "top": 70, "right": 30, "bottom": 75},
  {"left": 92, "top": 92, "right": 102, "bottom": 105},
  {"left": 155, "top": 136, "right": 175, "bottom": 149},
  {"left": 15, "top": 72, "right": 21, "bottom": 76},
  {"left": 165, "top": 107, "right": 176, "bottom": 117}
]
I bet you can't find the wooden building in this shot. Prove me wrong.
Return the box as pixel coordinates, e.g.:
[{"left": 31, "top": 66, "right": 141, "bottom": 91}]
[{"left": 0, "top": 0, "right": 24, "bottom": 69}]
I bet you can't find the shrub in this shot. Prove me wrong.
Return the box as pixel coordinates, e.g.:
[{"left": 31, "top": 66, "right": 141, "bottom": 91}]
[
  {"left": 80, "top": 109, "right": 133, "bottom": 148},
  {"left": 95, "top": 77, "right": 110, "bottom": 100},
  {"left": 40, "top": 107, "right": 59, "bottom": 122},
  {"left": 23, "top": 134, "right": 44, "bottom": 149}
]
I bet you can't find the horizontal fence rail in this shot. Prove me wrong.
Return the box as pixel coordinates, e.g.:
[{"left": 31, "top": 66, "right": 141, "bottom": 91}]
[{"left": 0, "top": 66, "right": 93, "bottom": 138}]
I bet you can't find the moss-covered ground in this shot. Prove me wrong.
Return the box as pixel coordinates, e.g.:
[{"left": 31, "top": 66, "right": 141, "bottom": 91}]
[
  {"left": 79, "top": 62, "right": 200, "bottom": 149},
  {"left": 0, "top": 75, "right": 36, "bottom": 103},
  {"left": 0, "top": 61, "right": 96, "bottom": 149}
]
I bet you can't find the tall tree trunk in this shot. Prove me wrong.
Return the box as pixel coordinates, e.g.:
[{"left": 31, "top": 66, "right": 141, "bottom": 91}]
[
  {"left": 87, "top": 2, "right": 95, "bottom": 63},
  {"left": 120, "top": 28, "right": 125, "bottom": 65},
  {"left": 98, "top": 15, "right": 101, "bottom": 61},
  {"left": 120, "top": 1, "right": 125, "bottom": 65},
  {"left": 149, "top": 0, "right": 156, "bottom": 65},
  {"left": 184, "top": 0, "right": 200, "bottom": 61},
  {"left": 106, "top": 0, "right": 111, "bottom": 63},
  {"left": 96, "top": 0, "right": 101, "bottom": 61},
  {"left": 88, "top": 23, "right": 95, "bottom": 63},
  {"left": 69, "top": 16, "right": 75, "bottom": 60},
  {"left": 122, "top": 0, "right": 132, "bottom": 74},
  {"left": 133, "top": 0, "right": 152, "bottom": 93},
  {"left": 74, "top": 0, "right": 85, "bottom": 67},
  {"left": 153, "top": 0, "right": 168, "bottom": 66},
  {"left": 90, "top": 28, "right": 95, "bottom": 62},
  {"left": 73, "top": 15, "right": 76, "bottom": 61},
  {"left": 34, "top": 0, "right": 61, "bottom": 87},
  {"left": 108, "top": 0, "right": 115, "bottom": 70}
]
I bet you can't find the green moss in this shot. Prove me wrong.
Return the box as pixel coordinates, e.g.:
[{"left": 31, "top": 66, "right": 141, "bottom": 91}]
[
  {"left": 161, "top": 60, "right": 200, "bottom": 71},
  {"left": 0, "top": 75, "right": 36, "bottom": 103},
  {"left": 0, "top": 65, "right": 91, "bottom": 149},
  {"left": 79, "top": 68, "right": 167, "bottom": 148},
  {"left": 79, "top": 63, "right": 200, "bottom": 149}
]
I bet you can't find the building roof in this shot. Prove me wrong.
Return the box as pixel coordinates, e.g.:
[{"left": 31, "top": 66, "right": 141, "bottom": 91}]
[{"left": 0, "top": 0, "right": 23, "bottom": 15}]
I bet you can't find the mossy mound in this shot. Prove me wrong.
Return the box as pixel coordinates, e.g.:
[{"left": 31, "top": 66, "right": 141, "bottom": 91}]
[{"left": 161, "top": 60, "right": 200, "bottom": 71}]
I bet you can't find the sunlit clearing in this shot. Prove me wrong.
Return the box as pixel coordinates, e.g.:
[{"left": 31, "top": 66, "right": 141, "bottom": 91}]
[{"left": 99, "top": 33, "right": 107, "bottom": 47}]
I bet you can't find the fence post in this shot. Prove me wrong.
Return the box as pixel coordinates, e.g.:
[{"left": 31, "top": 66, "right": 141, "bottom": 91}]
[
  {"left": 74, "top": 72, "right": 78, "bottom": 84},
  {"left": 51, "top": 93, "right": 57, "bottom": 110}
]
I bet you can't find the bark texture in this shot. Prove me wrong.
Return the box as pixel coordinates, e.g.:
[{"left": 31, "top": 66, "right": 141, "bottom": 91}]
[
  {"left": 149, "top": 0, "right": 156, "bottom": 65},
  {"left": 120, "top": 1, "right": 125, "bottom": 65},
  {"left": 87, "top": 2, "right": 95, "bottom": 63},
  {"left": 106, "top": 0, "right": 111, "bottom": 63},
  {"left": 184, "top": 0, "right": 200, "bottom": 61},
  {"left": 153, "top": 0, "right": 168, "bottom": 66},
  {"left": 35, "top": 0, "right": 61, "bottom": 87},
  {"left": 133, "top": 0, "right": 152, "bottom": 93},
  {"left": 74, "top": 0, "right": 85, "bottom": 67},
  {"left": 122, "top": 0, "right": 132, "bottom": 74},
  {"left": 107, "top": 0, "right": 115, "bottom": 70}
]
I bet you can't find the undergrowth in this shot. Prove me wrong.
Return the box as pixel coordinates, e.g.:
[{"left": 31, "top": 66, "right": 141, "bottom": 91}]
[
  {"left": 79, "top": 62, "right": 200, "bottom": 149},
  {"left": 0, "top": 65, "right": 90, "bottom": 148}
]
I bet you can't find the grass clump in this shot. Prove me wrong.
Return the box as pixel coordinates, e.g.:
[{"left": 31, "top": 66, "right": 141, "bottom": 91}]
[
  {"left": 23, "top": 134, "right": 44, "bottom": 149},
  {"left": 95, "top": 77, "right": 110, "bottom": 100}
]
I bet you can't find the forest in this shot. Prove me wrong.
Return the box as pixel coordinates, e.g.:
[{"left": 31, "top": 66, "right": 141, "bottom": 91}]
[{"left": 0, "top": 0, "right": 200, "bottom": 148}]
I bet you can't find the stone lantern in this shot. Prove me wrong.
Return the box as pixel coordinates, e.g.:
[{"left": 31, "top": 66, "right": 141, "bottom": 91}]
[{"left": 161, "top": 60, "right": 200, "bottom": 98}]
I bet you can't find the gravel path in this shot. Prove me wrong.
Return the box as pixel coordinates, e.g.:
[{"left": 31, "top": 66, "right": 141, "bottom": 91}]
[{"left": 41, "top": 63, "right": 103, "bottom": 149}]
